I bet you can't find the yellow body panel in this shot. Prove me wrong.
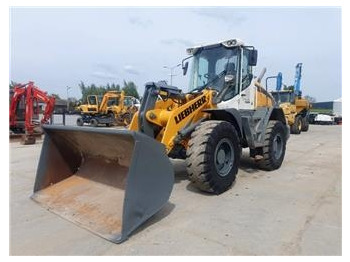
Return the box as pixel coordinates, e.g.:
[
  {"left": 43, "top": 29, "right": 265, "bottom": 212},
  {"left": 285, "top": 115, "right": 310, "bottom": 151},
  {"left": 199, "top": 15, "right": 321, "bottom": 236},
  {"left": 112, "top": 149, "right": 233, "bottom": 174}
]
[
  {"left": 295, "top": 97, "right": 311, "bottom": 114},
  {"left": 279, "top": 102, "right": 297, "bottom": 125},
  {"left": 129, "top": 90, "right": 216, "bottom": 153},
  {"left": 78, "top": 91, "right": 138, "bottom": 125},
  {"left": 279, "top": 97, "right": 310, "bottom": 126},
  {"left": 255, "top": 82, "right": 273, "bottom": 108}
]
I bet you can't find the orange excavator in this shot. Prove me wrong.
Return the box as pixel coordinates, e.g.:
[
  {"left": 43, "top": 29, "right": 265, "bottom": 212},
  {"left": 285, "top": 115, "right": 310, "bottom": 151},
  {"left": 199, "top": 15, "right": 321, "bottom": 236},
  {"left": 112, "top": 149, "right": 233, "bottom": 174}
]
[{"left": 9, "top": 81, "right": 55, "bottom": 144}]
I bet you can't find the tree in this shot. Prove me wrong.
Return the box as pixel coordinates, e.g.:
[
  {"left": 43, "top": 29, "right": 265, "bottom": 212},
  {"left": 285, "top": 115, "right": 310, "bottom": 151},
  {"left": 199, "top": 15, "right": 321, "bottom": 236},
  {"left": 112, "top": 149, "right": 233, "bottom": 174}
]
[
  {"left": 122, "top": 81, "right": 140, "bottom": 99},
  {"left": 78, "top": 81, "right": 123, "bottom": 102},
  {"left": 304, "top": 95, "right": 316, "bottom": 103},
  {"left": 283, "top": 85, "right": 294, "bottom": 91},
  {"left": 51, "top": 93, "right": 61, "bottom": 99},
  {"left": 9, "top": 81, "right": 18, "bottom": 90},
  {"left": 110, "top": 83, "right": 120, "bottom": 91}
]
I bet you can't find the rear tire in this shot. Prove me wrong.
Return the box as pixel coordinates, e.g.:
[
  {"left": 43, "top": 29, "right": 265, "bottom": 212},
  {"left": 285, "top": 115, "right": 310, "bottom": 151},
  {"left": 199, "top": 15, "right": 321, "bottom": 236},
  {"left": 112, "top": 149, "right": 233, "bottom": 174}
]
[
  {"left": 301, "top": 116, "right": 309, "bottom": 132},
  {"left": 90, "top": 118, "right": 98, "bottom": 127},
  {"left": 77, "top": 117, "right": 84, "bottom": 126},
  {"left": 290, "top": 115, "right": 302, "bottom": 134},
  {"left": 123, "top": 113, "right": 132, "bottom": 126},
  {"left": 186, "top": 121, "right": 241, "bottom": 194},
  {"left": 259, "top": 120, "right": 287, "bottom": 170}
]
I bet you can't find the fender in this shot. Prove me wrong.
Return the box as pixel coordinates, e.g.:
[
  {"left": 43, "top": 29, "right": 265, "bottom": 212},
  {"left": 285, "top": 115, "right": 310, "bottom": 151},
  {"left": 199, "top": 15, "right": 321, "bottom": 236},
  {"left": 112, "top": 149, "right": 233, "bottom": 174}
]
[
  {"left": 268, "top": 107, "right": 290, "bottom": 141},
  {"left": 202, "top": 108, "right": 243, "bottom": 138},
  {"left": 269, "top": 107, "right": 287, "bottom": 124}
]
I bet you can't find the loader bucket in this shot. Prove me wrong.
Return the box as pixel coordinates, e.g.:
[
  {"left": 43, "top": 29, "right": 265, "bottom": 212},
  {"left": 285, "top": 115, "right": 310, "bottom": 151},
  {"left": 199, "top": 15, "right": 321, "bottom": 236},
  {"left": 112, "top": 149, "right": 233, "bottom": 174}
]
[{"left": 31, "top": 125, "right": 174, "bottom": 243}]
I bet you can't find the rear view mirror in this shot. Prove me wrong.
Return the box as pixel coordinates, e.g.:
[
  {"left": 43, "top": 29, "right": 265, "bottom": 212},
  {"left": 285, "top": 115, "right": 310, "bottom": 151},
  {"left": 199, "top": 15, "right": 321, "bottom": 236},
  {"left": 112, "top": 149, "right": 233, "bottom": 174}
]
[
  {"left": 181, "top": 56, "right": 192, "bottom": 76},
  {"left": 248, "top": 49, "right": 258, "bottom": 66},
  {"left": 182, "top": 61, "right": 189, "bottom": 75}
]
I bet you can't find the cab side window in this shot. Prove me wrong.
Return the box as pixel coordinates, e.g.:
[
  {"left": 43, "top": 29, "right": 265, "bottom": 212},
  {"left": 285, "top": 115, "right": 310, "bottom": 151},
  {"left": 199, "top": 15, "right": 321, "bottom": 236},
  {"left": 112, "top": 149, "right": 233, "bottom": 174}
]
[{"left": 242, "top": 49, "right": 253, "bottom": 90}]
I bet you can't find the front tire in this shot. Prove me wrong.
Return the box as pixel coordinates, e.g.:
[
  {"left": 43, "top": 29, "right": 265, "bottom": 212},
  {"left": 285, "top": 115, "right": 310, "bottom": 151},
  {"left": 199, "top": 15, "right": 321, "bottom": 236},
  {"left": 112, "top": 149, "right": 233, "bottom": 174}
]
[
  {"left": 76, "top": 117, "right": 84, "bottom": 126},
  {"left": 186, "top": 120, "right": 241, "bottom": 194},
  {"left": 259, "top": 120, "right": 287, "bottom": 170},
  {"left": 301, "top": 116, "right": 309, "bottom": 132},
  {"left": 123, "top": 113, "right": 132, "bottom": 126},
  {"left": 90, "top": 118, "right": 98, "bottom": 127},
  {"left": 290, "top": 115, "right": 302, "bottom": 134}
]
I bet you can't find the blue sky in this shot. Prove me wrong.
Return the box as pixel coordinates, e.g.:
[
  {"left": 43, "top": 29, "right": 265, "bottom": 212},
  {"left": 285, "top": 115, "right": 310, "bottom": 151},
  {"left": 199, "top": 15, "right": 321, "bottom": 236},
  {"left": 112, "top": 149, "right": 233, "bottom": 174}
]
[{"left": 10, "top": 7, "right": 341, "bottom": 102}]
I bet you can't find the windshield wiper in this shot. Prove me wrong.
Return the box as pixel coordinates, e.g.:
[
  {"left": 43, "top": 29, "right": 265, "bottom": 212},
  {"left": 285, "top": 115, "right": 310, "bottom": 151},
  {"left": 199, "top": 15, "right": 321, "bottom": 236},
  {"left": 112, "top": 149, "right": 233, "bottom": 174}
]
[{"left": 190, "top": 70, "right": 227, "bottom": 93}]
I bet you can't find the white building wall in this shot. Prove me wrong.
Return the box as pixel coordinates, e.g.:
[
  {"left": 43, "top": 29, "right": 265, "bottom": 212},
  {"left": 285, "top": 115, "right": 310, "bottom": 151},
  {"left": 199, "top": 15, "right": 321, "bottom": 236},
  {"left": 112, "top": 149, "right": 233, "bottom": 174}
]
[{"left": 333, "top": 100, "right": 342, "bottom": 116}]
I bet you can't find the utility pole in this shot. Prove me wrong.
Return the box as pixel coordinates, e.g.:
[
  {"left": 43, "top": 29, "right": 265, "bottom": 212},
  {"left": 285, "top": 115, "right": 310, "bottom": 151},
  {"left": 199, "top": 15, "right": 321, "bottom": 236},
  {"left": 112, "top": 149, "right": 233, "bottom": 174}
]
[
  {"left": 163, "top": 63, "right": 181, "bottom": 85},
  {"left": 66, "top": 86, "right": 71, "bottom": 112}
]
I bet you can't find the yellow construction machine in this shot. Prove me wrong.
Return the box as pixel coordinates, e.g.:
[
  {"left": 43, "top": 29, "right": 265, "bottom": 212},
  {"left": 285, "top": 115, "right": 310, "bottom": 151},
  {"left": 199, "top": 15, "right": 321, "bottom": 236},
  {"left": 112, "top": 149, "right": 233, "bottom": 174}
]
[
  {"left": 268, "top": 63, "right": 311, "bottom": 134},
  {"left": 76, "top": 91, "right": 138, "bottom": 127},
  {"left": 31, "top": 39, "right": 289, "bottom": 243}
]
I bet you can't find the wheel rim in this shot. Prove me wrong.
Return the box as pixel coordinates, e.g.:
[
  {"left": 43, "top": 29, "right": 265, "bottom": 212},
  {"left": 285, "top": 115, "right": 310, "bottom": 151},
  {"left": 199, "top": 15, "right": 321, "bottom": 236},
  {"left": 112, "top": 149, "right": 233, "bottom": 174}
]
[
  {"left": 298, "top": 119, "right": 302, "bottom": 131},
  {"left": 214, "top": 138, "right": 234, "bottom": 177},
  {"left": 272, "top": 134, "right": 283, "bottom": 160}
]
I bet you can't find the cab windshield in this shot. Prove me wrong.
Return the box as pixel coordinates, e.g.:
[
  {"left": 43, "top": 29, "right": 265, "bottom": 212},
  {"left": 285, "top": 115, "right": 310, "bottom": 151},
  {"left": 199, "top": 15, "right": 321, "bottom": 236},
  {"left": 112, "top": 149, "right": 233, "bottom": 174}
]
[
  {"left": 189, "top": 45, "right": 240, "bottom": 95},
  {"left": 107, "top": 97, "right": 119, "bottom": 106},
  {"left": 87, "top": 95, "right": 103, "bottom": 105},
  {"left": 271, "top": 91, "right": 293, "bottom": 104}
]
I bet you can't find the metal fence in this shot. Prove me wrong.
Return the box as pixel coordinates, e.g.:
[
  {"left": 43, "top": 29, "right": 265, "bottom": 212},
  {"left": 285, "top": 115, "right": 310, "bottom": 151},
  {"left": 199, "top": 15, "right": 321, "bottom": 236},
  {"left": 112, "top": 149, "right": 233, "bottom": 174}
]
[{"left": 50, "top": 113, "right": 80, "bottom": 126}]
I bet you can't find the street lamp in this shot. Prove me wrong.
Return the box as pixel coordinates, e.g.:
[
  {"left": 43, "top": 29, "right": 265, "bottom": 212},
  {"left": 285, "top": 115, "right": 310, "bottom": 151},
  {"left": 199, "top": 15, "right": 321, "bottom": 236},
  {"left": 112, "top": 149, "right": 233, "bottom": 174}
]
[
  {"left": 163, "top": 63, "right": 181, "bottom": 85},
  {"left": 66, "top": 86, "right": 71, "bottom": 112}
]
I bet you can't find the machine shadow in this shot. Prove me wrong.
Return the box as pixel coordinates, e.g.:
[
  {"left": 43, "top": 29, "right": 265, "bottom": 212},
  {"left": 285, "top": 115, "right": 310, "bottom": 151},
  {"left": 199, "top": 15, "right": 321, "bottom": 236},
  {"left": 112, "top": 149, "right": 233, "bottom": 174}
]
[
  {"left": 170, "top": 152, "right": 261, "bottom": 196},
  {"left": 238, "top": 151, "right": 261, "bottom": 174},
  {"left": 128, "top": 201, "right": 176, "bottom": 238}
]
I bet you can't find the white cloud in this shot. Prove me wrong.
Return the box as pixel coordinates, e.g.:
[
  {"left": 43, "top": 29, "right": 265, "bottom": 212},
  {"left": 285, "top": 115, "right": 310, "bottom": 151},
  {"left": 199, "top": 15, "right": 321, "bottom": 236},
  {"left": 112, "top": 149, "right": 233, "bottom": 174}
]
[
  {"left": 129, "top": 17, "right": 153, "bottom": 28},
  {"left": 160, "top": 38, "right": 195, "bottom": 47},
  {"left": 192, "top": 8, "right": 247, "bottom": 25},
  {"left": 90, "top": 71, "right": 118, "bottom": 80},
  {"left": 123, "top": 65, "right": 140, "bottom": 75}
]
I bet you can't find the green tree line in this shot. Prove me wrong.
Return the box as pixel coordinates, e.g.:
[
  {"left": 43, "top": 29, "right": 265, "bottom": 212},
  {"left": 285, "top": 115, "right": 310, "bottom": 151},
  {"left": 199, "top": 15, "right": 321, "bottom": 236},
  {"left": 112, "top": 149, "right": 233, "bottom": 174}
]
[
  {"left": 79, "top": 80, "right": 140, "bottom": 102},
  {"left": 9, "top": 80, "right": 140, "bottom": 102}
]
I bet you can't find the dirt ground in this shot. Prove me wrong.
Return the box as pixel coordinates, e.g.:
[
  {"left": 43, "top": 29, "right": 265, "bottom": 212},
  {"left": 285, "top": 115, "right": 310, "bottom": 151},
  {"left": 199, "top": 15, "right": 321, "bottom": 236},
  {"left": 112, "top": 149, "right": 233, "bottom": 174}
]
[{"left": 9, "top": 125, "right": 342, "bottom": 255}]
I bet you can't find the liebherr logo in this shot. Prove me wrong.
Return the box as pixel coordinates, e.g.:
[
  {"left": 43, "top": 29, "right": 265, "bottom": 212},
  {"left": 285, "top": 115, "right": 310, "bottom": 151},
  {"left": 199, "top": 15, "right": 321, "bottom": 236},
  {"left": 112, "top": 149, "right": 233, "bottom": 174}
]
[{"left": 174, "top": 96, "right": 206, "bottom": 124}]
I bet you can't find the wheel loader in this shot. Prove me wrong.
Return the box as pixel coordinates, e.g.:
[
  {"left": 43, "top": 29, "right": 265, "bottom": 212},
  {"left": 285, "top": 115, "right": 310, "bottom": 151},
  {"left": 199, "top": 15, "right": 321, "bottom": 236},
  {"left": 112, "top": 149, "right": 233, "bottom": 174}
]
[
  {"left": 76, "top": 91, "right": 138, "bottom": 127},
  {"left": 268, "top": 63, "right": 311, "bottom": 134},
  {"left": 31, "top": 39, "right": 289, "bottom": 243}
]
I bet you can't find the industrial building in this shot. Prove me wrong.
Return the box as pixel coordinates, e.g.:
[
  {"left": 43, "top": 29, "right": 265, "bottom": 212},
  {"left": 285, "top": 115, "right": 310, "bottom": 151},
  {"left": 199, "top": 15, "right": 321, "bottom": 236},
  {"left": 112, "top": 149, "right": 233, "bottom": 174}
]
[{"left": 312, "top": 98, "right": 342, "bottom": 116}]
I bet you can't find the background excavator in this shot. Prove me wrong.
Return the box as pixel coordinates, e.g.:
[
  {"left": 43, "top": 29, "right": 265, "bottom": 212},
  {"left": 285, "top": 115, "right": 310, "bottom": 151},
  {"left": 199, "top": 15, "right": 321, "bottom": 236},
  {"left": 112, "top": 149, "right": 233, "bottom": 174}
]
[
  {"left": 9, "top": 82, "right": 55, "bottom": 144},
  {"left": 268, "top": 63, "right": 311, "bottom": 134},
  {"left": 31, "top": 39, "right": 289, "bottom": 243},
  {"left": 76, "top": 91, "right": 138, "bottom": 127}
]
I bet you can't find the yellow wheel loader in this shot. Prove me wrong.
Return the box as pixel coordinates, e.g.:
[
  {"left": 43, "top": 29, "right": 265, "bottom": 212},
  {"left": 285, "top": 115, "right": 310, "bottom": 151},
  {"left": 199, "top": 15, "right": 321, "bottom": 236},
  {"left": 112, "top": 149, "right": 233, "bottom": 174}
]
[
  {"left": 268, "top": 63, "right": 311, "bottom": 134},
  {"left": 31, "top": 39, "right": 289, "bottom": 243},
  {"left": 76, "top": 91, "right": 138, "bottom": 127}
]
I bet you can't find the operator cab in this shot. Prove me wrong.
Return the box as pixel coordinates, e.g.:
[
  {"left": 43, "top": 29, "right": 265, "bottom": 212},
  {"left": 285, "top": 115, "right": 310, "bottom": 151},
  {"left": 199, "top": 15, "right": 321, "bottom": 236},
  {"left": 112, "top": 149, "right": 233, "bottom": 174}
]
[
  {"left": 87, "top": 95, "right": 103, "bottom": 106},
  {"left": 270, "top": 90, "right": 295, "bottom": 105},
  {"left": 184, "top": 39, "right": 257, "bottom": 103}
]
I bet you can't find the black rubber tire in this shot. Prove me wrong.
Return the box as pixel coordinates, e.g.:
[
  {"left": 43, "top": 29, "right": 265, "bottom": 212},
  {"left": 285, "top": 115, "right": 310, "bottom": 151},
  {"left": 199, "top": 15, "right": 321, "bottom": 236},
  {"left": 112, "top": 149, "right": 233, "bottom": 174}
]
[
  {"left": 123, "top": 113, "right": 132, "bottom": 126},
  {"left": 186, "top": 120, "right": 241, "bottom": 194},
  {"left": 259, "top": 120, "right": 287, "bottom": 171},
  {"left": 90, "top": 118, "right": 98, "bottom": 127},
  {"left": 76, "top": 117, "right": 84, "bottom": 126},
  {"left": 290, "top": 115, "right": 302, "bottom": 134},
  {"left": 301, "top": 116, "right": 309, "bottom": 132}
]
